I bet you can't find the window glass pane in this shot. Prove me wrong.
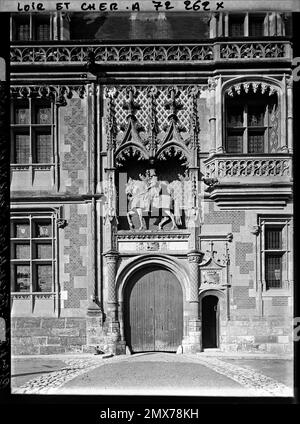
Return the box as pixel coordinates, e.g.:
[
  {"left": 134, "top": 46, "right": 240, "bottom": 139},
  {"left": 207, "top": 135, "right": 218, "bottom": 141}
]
[
  {"left": 35, "top": 134, "right": 52, "bottom": 163},
  {"left": 15, "top": 105, "right": 30, "bottom": 124},
  {"left": 226, "top": 132, "right": 244, "bottom": 153},
  {"left": 15, "top": 265, "right": 30, "bottom": 292},
  {"left": 15, "top": 243, "right": 30, "bottom": 259},
  {"left": 36, "top": 264, "right": 52, "bottom": 292},
  {"left": 35, "top": 22, "right": 50, "bottom": 40},
  {"left": 249, "top": 17, "right": 264, "bottom": 36},
  {"left": 229, "top": 18, "right": 244, "bottom": 37},
  {"left": 13, "top": 221, "right": 30, "bottom": 238},
  {"left": 265, "top": 227, "right": 282, "bottom": 249},
  {"left": 265, "top": 255, "right": 282, "bottom": 288},
  {"left": 15, "top": 134, "right": 30, "bottom": 164},
  {"left": 227, "top": 107, "right": 244, "bottom": 127},
  {"left": 36, "top": 243, "right": 52, "bottom": 259},
  {"left": 34, "top": 220, "right": 52, "bottom": 238},
  {"left": 16, "top": 22, "right": 30, "bottom": 40},
  {"left": 248, "top": 106, "right": 265, "bottom": 126},
  {"left": 248, "top": 132, "right": 265, "bottom": 153},
  {"left": 36, "top": 106, "right": 51, "bottom": 124}
]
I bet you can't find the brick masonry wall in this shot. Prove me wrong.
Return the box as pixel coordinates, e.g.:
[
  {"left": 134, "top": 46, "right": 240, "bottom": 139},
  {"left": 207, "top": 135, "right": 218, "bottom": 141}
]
[
  {"left": 61, "top": 204, "right": 88, "bottom": 314},
  {"left": 235, "top": 242, "right": 254, "bottom": 274},
  {"left": 60, "top": 97, "right": 88, "bottom": 195},
  {"left": 11, "top": 318, "right": 87, "bottom": 355},
  {"left": 204, "top": 201, "right": 245, "bottom": 232},
  {"left": 202, "top": 201, "right": 292, "bottom": 354}
]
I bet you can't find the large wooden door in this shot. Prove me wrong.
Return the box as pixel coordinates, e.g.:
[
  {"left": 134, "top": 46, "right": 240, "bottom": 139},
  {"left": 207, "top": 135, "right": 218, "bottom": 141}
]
[{"left": 125, "top": 267, "right": 183, "bottom": 352}]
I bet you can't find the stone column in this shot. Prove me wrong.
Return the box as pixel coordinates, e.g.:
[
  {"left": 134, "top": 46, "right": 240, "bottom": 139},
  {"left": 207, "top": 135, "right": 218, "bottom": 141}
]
[
  {"left": 286, "top": 77, "right": 293, "bottom": 153},
  {"left": 208, "top": 77, "right": 217, "bottom": 157},
  {"left": 214, "top": 77, "right": 224, "bottom": 153},
  {"left": 184, "top": 250, "right": 203, "bottom": 353},
  {"left": 104, "top": 250, "right": 124, "bottom": 354}
]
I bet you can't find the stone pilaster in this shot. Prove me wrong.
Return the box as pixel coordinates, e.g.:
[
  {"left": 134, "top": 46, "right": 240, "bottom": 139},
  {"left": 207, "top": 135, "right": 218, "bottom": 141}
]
[
  {"left": 183, "top": 250, "right": 203, "bottom": 353},
  {"left": 251, "top": 225, "right": 262, "bottom": 317}
]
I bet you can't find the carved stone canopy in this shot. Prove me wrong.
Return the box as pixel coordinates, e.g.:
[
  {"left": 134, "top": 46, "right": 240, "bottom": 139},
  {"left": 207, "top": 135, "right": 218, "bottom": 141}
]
[
  {"left": 104, "top": 85, "right": 202, "bottom": 166},
  {"left": 225, "top": 81, "right": 279, "bottom": 97}
]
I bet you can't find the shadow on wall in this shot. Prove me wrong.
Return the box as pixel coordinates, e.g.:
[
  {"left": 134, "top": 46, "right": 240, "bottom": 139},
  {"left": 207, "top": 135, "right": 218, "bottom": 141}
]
[
  {"left": 0, "top": 57, "right": 5, "bottom": 81},
  {"left": 69, "top": 12, "right": 210, "bottom": 40}
]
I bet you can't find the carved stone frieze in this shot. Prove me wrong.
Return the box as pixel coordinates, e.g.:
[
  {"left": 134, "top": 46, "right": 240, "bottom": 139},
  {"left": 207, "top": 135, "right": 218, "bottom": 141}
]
[
  {"left": 10, "top": 85, "right": 86, "bottom": 105},
  {"left": 117, "top": 231, "right": 190, "bottom": 240}
]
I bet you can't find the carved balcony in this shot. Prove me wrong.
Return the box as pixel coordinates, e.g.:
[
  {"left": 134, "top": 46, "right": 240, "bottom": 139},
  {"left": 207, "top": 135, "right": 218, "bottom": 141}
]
[
  {"left": 203, "top": 154, "right": 293, "bottom": 208},
  {"left": 10, "top": 40, "right": 292, "bottom": 66}
]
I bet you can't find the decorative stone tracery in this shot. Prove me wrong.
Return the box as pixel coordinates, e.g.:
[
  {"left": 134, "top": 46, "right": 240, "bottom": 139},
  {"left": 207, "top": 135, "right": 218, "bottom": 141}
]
[{"left": 104, "top": 84, "right": 202, "bottom": 165}]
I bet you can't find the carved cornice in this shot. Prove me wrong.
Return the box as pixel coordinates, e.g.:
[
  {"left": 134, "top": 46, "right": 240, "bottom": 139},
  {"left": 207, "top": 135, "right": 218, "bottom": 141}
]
[{"left": 10, "top": 85, "right": 87, "bottom": 105}]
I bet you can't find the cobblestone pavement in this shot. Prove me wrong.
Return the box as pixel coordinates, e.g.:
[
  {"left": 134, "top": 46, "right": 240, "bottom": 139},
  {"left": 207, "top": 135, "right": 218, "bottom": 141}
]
[{"left": 11, "top": 353, "right": 293, "bottom": 397}]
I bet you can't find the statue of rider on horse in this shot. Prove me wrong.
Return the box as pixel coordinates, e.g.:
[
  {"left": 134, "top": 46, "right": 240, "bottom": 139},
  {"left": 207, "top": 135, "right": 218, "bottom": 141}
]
[{"left": 126, "top": 169, "right": 179, "bottom": 231}]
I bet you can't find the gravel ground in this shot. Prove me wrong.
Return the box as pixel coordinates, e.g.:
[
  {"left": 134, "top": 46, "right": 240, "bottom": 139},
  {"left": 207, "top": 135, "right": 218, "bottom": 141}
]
[{"left": 219, "top": 358, "right": 293, "bottom": 387}]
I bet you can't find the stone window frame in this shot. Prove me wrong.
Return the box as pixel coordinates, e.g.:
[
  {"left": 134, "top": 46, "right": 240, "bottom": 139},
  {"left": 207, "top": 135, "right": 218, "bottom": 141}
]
[
  {"left": 10, "top": 97, "right": 56, "bottom": 186},
  {"left": 227, "top": 13, "right": 267, "bottom": 37},
  {"left": 10, "top": 13, "right": 54, "bottom": 41},
  {"left": 210, "top": 12, "right": 288, "bottom": 38},
  {"left": 10, "top": 211, "right": 57, "bottom": 295},
  {"left": 258, "top": 215, "right": 293, "bottom": 295},
  {"left": 225, "top": 93, "right": 278, "bottom": 154}
]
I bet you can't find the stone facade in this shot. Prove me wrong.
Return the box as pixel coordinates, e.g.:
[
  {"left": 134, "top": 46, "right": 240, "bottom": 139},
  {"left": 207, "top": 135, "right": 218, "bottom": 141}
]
[{"left": 9, "top": 11, "right": 293, "bottom": 355}]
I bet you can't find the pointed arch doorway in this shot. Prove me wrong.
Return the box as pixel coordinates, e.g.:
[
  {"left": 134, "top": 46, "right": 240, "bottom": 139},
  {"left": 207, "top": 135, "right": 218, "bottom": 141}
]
[{"left": 124, "top": 266, "right": 183, "bottom": 353}]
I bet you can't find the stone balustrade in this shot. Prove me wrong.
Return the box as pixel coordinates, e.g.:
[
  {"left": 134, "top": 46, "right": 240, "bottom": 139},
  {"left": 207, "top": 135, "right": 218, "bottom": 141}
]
[
  {"left": 204, "top": 155, "right": 292, "bottom": 180},
  {"left": 10, "top": 41, "right": 291, "bottom": 65}
]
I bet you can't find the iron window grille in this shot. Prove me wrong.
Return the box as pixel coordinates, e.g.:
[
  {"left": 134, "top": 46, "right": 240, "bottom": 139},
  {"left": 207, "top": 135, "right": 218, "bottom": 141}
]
[{"left": 259, "top": 218, "right": 292, "bottom": 291}]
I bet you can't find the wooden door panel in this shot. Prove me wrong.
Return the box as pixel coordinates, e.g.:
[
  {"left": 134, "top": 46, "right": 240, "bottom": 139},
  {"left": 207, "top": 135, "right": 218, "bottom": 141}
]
[
  {"left": 127, "top": 267, "right": 183, "bottom": 352},
  {"left": 129, "top": 271, "right": 155, "bottom": 352}
]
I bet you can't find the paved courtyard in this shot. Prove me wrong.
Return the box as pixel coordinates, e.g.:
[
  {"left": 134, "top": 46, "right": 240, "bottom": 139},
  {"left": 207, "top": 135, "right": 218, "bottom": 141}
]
[{"left": 11, "top": 352, "right": 293, "bottom": 397}]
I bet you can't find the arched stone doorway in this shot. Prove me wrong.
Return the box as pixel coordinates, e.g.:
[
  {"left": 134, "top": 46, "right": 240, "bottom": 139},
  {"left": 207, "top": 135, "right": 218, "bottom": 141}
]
[
  {"left": 124, "top": 265, "right": 183, "bottom": 353},
  {"left": 201, "top": 295, "right": 220, "bottom": 349}
]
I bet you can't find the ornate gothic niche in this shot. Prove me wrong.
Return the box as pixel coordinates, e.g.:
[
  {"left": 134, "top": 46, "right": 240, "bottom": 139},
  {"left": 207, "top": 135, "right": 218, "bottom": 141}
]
[
  {"left": 116, "top": 152, "right": 191, "bottom": 232},
  {"left": 199, "top": 251, "right": 227, "bottom": 293},
  {"left": 224, "top": 81, "right": 280, "bottom": 154}
]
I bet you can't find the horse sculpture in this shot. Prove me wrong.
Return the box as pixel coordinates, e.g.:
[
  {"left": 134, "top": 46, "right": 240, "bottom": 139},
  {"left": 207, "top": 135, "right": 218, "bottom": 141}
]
[{"left": 125, "top": 175, "right": 178, "bottom": 231}]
